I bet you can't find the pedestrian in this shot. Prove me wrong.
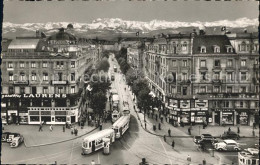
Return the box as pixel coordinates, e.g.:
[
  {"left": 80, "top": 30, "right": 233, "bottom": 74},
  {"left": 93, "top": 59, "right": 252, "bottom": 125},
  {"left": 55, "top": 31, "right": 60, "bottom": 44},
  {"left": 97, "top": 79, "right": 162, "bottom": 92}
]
[
  {"left": 168, "top": 129, "right": 171, "bottom": 137},
  {"left": 65, "top": 122, "right": 68, "bottom": 128},
  {"left": 172, "top": 140, "right": 175, "bottom": 149},
  {"left": 228, "top": 127, "right": 231, "bottom": 132},
  {"left": 188, "top": 127, "right": 191, "bottom": 135},
  {"left": 124, "top": 87, "right": 126, "bottom": 91},
  {"left": 155, "top": 114, "right": 158, "bottom": 121},
  {"left": 151, "top": 113, "right": 154, "bottom": 119},
  {"left": 71, "top": 127, "right": 74, "bottom": 134},
  {"left": 39, "top": 124, "right": 43, "bottom": 132},
  {"left": 237, "top": 126, "right": 240, "bottom": 134},
  {"left": 133, "top": 105, "right": 136, "bottom": 110},
  {"left": 164, "top": 135, "right": 166, "bottom": 142},
  {"left": 75, "top": 128, "right": 78, "bottom": 136},
  {"left": 99, "top": 123, "right": 103, "bottom": 130},
  {"left": 145, "top": 122, "right": 147, "bottom": 129},
  {"left": 202, "top": 158, "right": 206, "bottom": 165},
  {"left": 187, "top": 155, "right": 191, "bottom": 162},
  {"left": 50, "top": 125, "right": 53, "bottom": 132},
  {"left": 63, "top": 125, "right": 65, "bottom": 132},
  {"left": 161, "top": 116, "right": 163, "bottom": 123},
  {"left": 158, "top": 123, "right": 161, "bottom": 130},
  {"left": 153, "top": 124, "right": 156, "bottom": 131},
  {"left": 147, "top": 112, "right": 150, "bottom": 118},
  {"left": 91, "top": 160, "right": 95, "bottom": 165}
]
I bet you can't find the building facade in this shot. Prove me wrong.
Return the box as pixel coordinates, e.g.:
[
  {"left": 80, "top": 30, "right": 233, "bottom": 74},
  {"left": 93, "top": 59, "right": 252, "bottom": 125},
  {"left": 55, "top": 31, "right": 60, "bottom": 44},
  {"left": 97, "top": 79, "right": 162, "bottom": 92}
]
[
  {"left": 1, "top": 29, "right": 100, "bottom": 125},
  {"left": 143, "top": 32, "right": 259, "bottom": 126}
]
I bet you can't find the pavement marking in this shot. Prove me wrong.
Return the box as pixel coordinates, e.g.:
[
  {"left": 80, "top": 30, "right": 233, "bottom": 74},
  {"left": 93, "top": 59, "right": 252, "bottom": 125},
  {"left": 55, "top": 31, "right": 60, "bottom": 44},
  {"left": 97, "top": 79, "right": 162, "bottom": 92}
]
[{"left": 158, "top": 137, "right": 173, "bottom": 165}]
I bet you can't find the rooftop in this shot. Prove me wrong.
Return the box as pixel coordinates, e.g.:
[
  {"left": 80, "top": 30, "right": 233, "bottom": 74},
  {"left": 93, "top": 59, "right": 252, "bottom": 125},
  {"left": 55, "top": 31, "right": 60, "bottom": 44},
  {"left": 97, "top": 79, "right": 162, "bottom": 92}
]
[{"left": 8, "top": 39, "right": 40, "bottom": 49}]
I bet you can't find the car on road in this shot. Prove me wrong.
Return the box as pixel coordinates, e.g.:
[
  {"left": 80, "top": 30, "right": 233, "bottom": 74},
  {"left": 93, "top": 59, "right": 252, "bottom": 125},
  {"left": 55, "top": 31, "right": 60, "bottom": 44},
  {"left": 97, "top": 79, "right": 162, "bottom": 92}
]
[
  {"left": 2, "top": 132, "right": 11, "bottom": 142},
  {"left": 10, "top": 136, "right": 24, "bottom": 148},
  {"left": 214, "top": 139, "right": 241, "bottom": 151},
  {"left": 193, "top": 136, "right": 201, "bottom": 144},
  {"left": 221, "top": 131, "right": 240, "bottom": 140},
  {"left": 2, "top": 132, "right": 22, "bottom": 143},
  {"left": 111, "top": 74, "right": 115, "bottom": 81},
  {"left": 193, "top": 134, "right": 218, "bottom": 144}
]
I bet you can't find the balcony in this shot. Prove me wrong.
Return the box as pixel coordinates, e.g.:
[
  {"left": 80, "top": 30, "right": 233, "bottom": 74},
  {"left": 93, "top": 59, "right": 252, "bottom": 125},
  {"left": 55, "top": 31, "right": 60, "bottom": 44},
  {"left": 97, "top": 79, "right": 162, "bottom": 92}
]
[
  {"left": 51, "top": 80, "right": 68, "bottom": 85},
  {"left": 199, "top": 67, "right": 208, "bottom": 71},
  {"left": 212, "top": 79, "right": 222, "bottom": 84},
  {"left": 13, "top": 80, "right": 29, "bottom": 85}
]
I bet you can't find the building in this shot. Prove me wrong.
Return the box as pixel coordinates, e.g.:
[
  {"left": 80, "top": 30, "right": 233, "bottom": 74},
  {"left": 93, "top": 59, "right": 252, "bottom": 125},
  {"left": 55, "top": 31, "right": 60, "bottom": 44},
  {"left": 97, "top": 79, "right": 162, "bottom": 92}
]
[
  {"left": 143, "top": 31, "right": 259, "bottom": 126},
  {"left": 1, "top": 29, "right": 100, "bottom": 125}
]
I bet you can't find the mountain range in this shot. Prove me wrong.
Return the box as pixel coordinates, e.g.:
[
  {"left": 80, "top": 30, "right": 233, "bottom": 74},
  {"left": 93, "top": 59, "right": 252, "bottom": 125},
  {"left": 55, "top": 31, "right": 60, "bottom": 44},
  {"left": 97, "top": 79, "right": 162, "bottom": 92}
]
[{"left": 2, "top": 17, "right": 258, "bottom": 40}]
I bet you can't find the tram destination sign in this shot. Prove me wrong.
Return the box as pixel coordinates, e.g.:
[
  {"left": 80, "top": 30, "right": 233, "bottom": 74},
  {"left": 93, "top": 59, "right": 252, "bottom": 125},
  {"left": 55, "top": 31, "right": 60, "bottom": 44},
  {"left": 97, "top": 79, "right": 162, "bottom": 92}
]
[{"left": 2, "top": 94, "right": 67, "bottom": 99}]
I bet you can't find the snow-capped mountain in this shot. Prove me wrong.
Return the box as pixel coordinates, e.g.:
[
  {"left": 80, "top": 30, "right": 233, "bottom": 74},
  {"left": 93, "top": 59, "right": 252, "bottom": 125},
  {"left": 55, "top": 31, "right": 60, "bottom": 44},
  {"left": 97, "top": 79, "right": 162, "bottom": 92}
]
[{"left": 2, "top": 17, "right": 258, "bottom": 39}]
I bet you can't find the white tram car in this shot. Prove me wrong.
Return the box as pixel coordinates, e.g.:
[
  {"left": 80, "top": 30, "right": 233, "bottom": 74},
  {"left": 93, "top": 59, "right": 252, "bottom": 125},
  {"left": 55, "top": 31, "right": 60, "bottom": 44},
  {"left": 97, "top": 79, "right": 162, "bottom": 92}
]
[
  {"left": 112, "top": 116, "right": 130, "bottom": 139},
  {"left": 82, "top": 129, "right": 115, "bottom": 155}
]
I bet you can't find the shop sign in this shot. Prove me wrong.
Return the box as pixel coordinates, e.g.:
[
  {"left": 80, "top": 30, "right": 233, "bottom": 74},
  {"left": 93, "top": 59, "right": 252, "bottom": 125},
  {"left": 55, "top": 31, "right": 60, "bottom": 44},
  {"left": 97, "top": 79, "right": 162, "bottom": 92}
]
[
  {"left": 180, "top": 100, "right": 190, "bottom": 109},
  {"left": 214, "top": 108, "right": 234, "bottom": 111},
  {"left": 195, "top": 100, "right": 208, "bottom": 108},
  {"left": 197, "top": 111, "right": 206, "bottom": 115},
  {"left": 2, "top": 94, "right": 67, "bottom": 99},
  {"left": 19, "top": 113, "right": 28, "bottom": 116},
  {"left": 169, "top": 99, "right": 178, "bottom": 107}
]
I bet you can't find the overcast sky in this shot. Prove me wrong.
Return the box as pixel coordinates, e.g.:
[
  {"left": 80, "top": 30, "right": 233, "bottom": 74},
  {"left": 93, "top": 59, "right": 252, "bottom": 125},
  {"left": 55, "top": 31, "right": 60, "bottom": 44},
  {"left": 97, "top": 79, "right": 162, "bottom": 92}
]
[{"left": 3, "top": 1, "right": 258, "bottom": 23}]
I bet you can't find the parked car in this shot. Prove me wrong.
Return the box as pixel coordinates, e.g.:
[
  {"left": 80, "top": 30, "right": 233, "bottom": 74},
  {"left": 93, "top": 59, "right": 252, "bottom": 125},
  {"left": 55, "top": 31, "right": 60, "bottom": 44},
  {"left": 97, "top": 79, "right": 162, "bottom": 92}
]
[
  {"left": 10, "top": 136, "right": 24, "bottom": 148},
  {"left": 2, "top": 132, "right": 11, "bottom": 142},
  {"left": 214, "top": 139, "right": 241, "bottom": 151},
  {"left": 193, "top": 136, "right": 201, "bottom": 144},
  {"left": 196, "top": 134, "right": 218, "bottom": 144},
  {"left": 111, "top": 74, "right": 115, "bottom": 81},
  {"left": 7, "top": 133, "right": 22, "bottom": 143},
  {"left": 221, "top": 131, "right": 240, "bottom": 140}
]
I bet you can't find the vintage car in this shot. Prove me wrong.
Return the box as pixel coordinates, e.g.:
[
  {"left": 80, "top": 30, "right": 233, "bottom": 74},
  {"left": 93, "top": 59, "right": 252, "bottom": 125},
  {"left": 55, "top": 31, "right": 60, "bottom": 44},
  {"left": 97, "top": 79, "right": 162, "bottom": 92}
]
[
  {"left": 214, "top": 139, "right": 241, "bottom": 151},
  {"left": 10, "top": 136, "right": 24, "bottom": 148},
  {"left": 2, "top": 132, "right": 11, "bottom": 142},
  {"left": 221, "top": 131, "right": 240, "bottom": 140}
]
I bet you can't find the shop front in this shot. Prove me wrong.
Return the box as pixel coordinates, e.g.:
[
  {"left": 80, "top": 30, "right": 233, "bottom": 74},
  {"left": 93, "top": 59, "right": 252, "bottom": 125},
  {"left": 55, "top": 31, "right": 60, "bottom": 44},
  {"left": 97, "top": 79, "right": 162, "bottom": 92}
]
[
  {"left": 190, "top": 110, "right": 207, "bottom": 124},
  {"left": 237, "top": 111, "right": 249, "bottom": 125},
  {"left": 222, "top": 111, "right": 234, "bottom": 125},
  {"left": 180, "top": 111, "right": 190, "bottom": 125}
]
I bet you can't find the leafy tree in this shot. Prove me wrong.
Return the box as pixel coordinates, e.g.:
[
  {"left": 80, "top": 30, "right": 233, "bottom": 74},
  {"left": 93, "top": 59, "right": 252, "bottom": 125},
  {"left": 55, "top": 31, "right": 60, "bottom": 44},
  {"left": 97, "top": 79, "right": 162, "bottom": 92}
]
[
  {"left": 126, "top": 68, "right": 138, "bottom": 86},
  {"left": 137, "top": 88, "right": 152, "bottom": 113},
  {"left": 102, "top": 50, "right": 110, "bottom": 58},
  {"left": 90, "top": 78, "right": 111, "bottom": 94},
  {"left": 96, "top": 57, "right": 110, "bottom": 72},
  {"left": 91, "top": 91, "right": 107, "bottom": 117},
  {"left": 132, "top": 78, "right": 149, "bottom": 96}
]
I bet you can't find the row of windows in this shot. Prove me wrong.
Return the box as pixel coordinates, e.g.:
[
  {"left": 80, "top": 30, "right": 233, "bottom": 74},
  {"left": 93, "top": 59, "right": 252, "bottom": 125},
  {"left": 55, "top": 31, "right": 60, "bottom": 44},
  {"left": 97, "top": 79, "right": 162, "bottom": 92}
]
[
  {"left": 198, "top": 86, "right": 258, "bottom": 93},
  {"left": 200, "top": 72, "right": 248, "bottom": 81},
  {"left": 8, "top": 72, "right": 76, "bottom": 81},
  {"left": 200, "top": 59, "right": 258, "bottom": 68},
  {"left": 200, "top": 46, "right": 233, "bottom": 53},
  {"left": 239, "top": 42, "right": 259, "bottom": 52},
  {"left": 212, "top": 101, "right": 259, "bottom": 108},
  {"left": 8, "top": 86, "right": 76, "bottom": 94},
  {"left": 147, "top": 42, "right": 188, "bottom": 53},
  {"left": 7, "top": 61, "right": 76, "bottom": 69}
]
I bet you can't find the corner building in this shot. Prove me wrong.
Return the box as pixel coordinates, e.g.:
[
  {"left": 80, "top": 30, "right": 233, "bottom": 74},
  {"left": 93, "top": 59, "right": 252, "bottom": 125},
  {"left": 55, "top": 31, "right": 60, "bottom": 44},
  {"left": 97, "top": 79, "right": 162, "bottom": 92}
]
[{"left": 1, "top": 29, "right": 99, "bottom": 125}]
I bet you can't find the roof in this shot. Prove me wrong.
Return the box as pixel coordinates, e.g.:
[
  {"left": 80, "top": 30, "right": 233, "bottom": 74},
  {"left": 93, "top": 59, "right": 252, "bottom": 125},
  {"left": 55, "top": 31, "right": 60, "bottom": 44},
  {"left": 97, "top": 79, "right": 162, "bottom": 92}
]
[
  {"left": 83, "top": 129, "right": 114, "bottom": 142},
  {"left": 8, "top": 39, "right": 40, "bottom": 49},
  {"left": 48, "top": 29, "right": 77, "bottom": 41},
  {"left": 193, "top": 35, "right": 233, "bottom": 54},
  {"left": 1, "top": 39, "right": 12, "bottom": 52},
  {"left": 223, "top": 139, "right": 237, "bottom": 144},
  {"left": 112, "top": 116, "right": 130, "bottom": 128}
]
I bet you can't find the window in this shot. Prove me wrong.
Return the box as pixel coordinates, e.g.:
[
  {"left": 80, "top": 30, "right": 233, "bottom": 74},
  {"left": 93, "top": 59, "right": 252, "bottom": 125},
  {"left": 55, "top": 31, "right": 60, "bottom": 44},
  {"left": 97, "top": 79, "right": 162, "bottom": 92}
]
[
  {"left": 200, "top": 60, "right": 206, "bottom": 67},
  {"left": 60, "top": 61, "right": 64, "bottom": 68},
  {"left": 43, "top": 73, "right": 48, "bottom": 81},
  {"left": 214, "top": 72, "right": 220, "bottom": 80},
  {"left": 182, "top": 42, "right": 187, "bottom": 51},
  {"left": 201, "top": 72, "right": 207, "bottom": 80},
  {"left": 182, "top": 87, "right": 187, "bottom": 95},
  {"left": 183, "top": 60, "right": 187, "bottom": 67},
  {"left": 241, "top": 72, "right": 247, "bottom": 81},
  {"left": 20, "top": 87, "right": 25, "bottom": 94},
  {"left": 31, "top": 62, "right": 36, "bottom": 68},
  {"left": 240, "top": 101, "right": 244, "bottom": 108},
  {"left": 227, "top": 87, "right": 232, "bottom": 93},
  {"left": 256, "top": 86, "right": 259, "bottom": 93},
  {"left": 240, "top": 87, "right": 246, "bottom": 93},
  {"left": 58, "top": 87, "right": 63, "bottom": 94},
  {"left": 9, "top": 87, "right": 14, "bottom": 94},
  {"left": 241, "top": 60, "right": 246, "bottom": 67},
  {"left": 200, "top": 86, "right": 206, "bottom": 93},
  {"left": 201, "top": 46, "right": 206, "bottom": 53},
  {"left": 71, "top": 86, "right": 75, "bottom": 94},
  {"left": 42, "top": 61, "right": 48, "bottom": 68},
  {"left": 8, "top": 62, "right": 13, "bottom": 68},
  {"left": 9, "top": 72, "right": 13, "bottom": 81},
  {"left": 71, "top": 73, "right": 75, "bottom": 81},
  {"left": 213, "top": 101, "right": 219, "bottom": 108},
  {"left": 255, "top": 101, "right": 259, "bottom": 108},
  {"left": 227, "top": 47, "right": 233, "bottom": 53},
  {"left": 214, "top": 46, "right": 220, "bottom": 53},
  {"left": 224, "top": 101, "right": 230, "bottom": 108},
  {"left": 227, "top": 72, "right": 233, "bottom": 81},
  {"left": 182, "top": 73, "right": 188, "bottom": 81},
  {"left": 20, "top": 62, "right": 25, "bottom": 68},
  {"left": 240, "top": 42, "right": 246, "bottom": 51},
  {"left": 213, "top": 86, "right": 220, "bottom": 93},
  {"left": 31, "top": 73, "right": 37, "bottom": 81},
  {"left": 227, "top": 59, "right": 233, "bottom": 67},
  {"left": 172, "top": 60, "right": 176, "bottom": 67},
  {"left": 20, "top": 72, "right": 26, "bottom": 81},
  {"left": 43, "top": 87, "right": 48, "bottom": 94},
  {"left": 214, "top": 60, "right": 220, "bottom": 67}
]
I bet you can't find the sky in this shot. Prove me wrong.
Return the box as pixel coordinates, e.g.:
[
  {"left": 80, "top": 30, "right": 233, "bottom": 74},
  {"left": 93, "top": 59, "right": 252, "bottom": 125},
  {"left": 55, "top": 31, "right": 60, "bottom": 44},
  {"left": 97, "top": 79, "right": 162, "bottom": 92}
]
[{"left": 3, "top": 1, "right": 259, "bottom": 23}]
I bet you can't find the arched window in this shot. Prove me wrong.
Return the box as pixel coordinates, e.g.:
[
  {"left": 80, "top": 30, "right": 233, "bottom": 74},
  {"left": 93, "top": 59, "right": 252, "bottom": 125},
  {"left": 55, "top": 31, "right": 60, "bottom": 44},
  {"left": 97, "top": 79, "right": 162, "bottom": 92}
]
[
  {"left": 201, "top": 46, "right": 206, "bottom": 53},
  {"left": 182, "top": 42, "right": 187, "bottom": 51},
  {"left": 240, "top": 41, "right": 246, "bottom": 51}
]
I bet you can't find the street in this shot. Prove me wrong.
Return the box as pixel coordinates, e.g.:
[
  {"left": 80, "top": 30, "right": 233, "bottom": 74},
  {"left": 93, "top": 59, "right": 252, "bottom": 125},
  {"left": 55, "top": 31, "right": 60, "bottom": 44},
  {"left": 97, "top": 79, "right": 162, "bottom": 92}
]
[{"left": 1, "top": 55, "right": 258, "bottom": 165}]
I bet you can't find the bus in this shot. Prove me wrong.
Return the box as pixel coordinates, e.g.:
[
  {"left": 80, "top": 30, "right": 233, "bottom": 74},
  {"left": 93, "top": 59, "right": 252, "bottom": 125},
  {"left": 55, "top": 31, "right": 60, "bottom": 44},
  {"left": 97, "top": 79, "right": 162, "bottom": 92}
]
[
  {"left": 112, "top": 116, "right": 130, "bottom": 139},
  {"left": 112, "top": 110, "right": 121, "bottom": 123},
  {"left": 82, "top": 129, "right": 115, "bottom": 155}
]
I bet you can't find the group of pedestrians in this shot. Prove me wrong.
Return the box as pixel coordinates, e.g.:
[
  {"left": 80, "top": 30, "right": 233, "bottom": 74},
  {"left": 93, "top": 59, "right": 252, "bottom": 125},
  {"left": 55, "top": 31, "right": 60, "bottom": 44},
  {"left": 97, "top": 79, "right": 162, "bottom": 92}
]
[{"left": 38, "top": 121, "right": 53, "bottom": 132}]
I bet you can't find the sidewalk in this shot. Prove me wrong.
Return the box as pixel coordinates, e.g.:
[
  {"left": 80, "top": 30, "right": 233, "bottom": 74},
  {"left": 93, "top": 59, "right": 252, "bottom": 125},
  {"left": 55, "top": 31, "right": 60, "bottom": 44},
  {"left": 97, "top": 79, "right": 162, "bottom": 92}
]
[{"left": 3, "top": 122, "right": 112, "bottom": 147}]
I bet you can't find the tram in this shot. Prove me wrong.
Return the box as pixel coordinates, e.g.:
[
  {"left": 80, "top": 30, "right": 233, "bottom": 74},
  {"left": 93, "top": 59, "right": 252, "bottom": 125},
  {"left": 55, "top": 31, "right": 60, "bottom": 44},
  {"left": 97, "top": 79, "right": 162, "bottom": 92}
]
[
  {"left": 238, "top": 148, "right": 259, "bottom": 165},
  {"left": 82, "top": 129, "right": 115, "bottom": 155},
  {"left": 112, "top": 116, "right": 130, "bottom": 139}
]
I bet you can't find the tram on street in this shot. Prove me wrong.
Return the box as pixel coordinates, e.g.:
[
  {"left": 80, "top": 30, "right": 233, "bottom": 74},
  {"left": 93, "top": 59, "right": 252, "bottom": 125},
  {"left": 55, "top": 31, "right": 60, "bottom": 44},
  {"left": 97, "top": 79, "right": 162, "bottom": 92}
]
[
  {"left": 112, "top": 116, "right": 130, "bottom": 139},
  {"left": 82, "top": 129, "right": 115, "bottom": 155},
  {"left": 238, "top": 148, "right": 259, "bottom": 165},
  {"left": 112, "top": 110, "right": 121, "bottom": 123}
]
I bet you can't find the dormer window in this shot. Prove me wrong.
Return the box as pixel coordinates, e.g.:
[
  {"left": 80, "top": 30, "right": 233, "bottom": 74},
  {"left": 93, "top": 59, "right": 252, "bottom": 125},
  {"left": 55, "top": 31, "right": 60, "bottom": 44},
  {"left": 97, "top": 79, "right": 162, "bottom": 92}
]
[
  {"left": 182, "top": 42, "right": 187, "bottom": 51},
  {"left": 239, "top": 41, "right": 247, "bottom": 51},
  {"left": 213, "top": 45, "right": 220, "bottom": 53},
  {"left": 200, "top": 46, "right": 206, "bottom": 53},
  {"left": 226, "top": 45, "right": 233, "bottom": 53}
]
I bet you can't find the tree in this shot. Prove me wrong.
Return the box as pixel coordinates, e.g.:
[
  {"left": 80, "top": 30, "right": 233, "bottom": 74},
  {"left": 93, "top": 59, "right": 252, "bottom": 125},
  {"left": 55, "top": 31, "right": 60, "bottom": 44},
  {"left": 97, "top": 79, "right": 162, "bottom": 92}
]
[
  {"left": 137, "top": 88, "right": 152, "bottom": 114},
  {"left": 126, "top": 68, "right": 138, "bottom": 86},
  {"left": 96, "top": 57, "right": 110, "bottom": 72},
  {"left": 90, "top": 80, "right": 111, "bottom": 94},
  {"left": 91, "top": 91, "right": 107, "bottom": 117},
  {"left": 102, "top": 50, "right": 110, "bottom": 58},
  {"left": 132, "top": 78, "right": 149, "bottom": 96}
]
